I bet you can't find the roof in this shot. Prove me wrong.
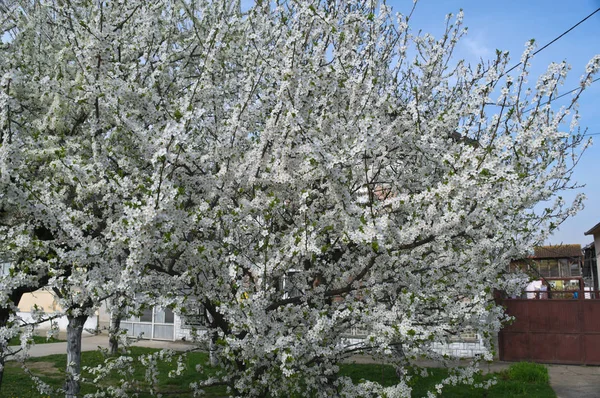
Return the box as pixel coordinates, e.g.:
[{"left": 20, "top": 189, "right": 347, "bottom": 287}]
[
  {"left": 533, "top": 244, "right": 582, "bottom": 259},
  {"left": 584, "top": 221, "right": 600, "bottom": 236}
]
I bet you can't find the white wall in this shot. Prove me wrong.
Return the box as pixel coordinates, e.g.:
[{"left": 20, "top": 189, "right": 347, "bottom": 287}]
[
  {"left": 174, "top": 314, "right": 207, "bottom": 341},
  {"left": 431, "top": 339, "right": 489, "bottom": 358},
  {"left": 341, "top": 329, "right": 488, "bottom": 359},
  {"left": 17, "top": 312, "right": 98, "bottom": 334}
]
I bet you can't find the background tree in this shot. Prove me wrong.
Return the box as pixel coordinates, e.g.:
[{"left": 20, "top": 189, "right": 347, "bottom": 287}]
[
  {"left": 0, "top": 1, "right": 133, "bottom": 395},
  {"left": 0, "top": 255, "right": 51, "bottom": 389},
  {"left": 1, "top": 0, "right": 598, "bottom": 396}
]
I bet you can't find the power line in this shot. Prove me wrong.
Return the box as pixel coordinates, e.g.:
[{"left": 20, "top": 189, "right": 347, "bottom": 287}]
[
  {"left": 521, "top": 76, "right": 599, "bottom": 136},
  {"left": 484, "top": 7, "right": 600, "bottom": 114},
  {"left": 504, "top": 7, "right": 600, "bottom": 76},
  {"left": 523, "top": 76, "right": 600, "bottom": 114}
]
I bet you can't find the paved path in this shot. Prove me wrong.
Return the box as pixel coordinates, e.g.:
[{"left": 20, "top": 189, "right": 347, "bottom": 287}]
[
  {"left": 10, "top": 336, "right": 600, "bottom": 397},
  {"left": 7, "top": 334, "right": 193, "bottom": 358},
  {"left": 547, "top": 364, "right": 600, "bottom": 398}
]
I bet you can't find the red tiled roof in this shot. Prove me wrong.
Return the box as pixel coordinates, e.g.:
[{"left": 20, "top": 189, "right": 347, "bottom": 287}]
[{"left": 533, "top": 244, "right": 582, "bottom": 259}]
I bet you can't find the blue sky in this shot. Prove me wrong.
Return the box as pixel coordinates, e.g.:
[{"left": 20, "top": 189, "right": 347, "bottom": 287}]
[{"left": 385, "top": 0, "right": 600, "bottom": 247}]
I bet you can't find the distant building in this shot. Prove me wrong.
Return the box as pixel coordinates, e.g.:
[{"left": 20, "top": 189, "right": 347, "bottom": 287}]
[
  {"left": 510, "top": 244, "right": 583, "bottom": 280},
  {"left": 584, "top": 221, "right": 600, "bottom": 292}
]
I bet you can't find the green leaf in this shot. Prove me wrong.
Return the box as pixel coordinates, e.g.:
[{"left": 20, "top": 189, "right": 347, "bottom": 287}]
[
  {"left": 173, "top": 109, "right": 183, "bottom": 121},
  {"left": 371, "top": 241, "right": 379, "bottom": 252}
]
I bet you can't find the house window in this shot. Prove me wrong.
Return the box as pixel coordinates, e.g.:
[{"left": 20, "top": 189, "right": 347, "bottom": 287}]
[
  {"left": 535, "top": 258, "right": 580, "bottom": 278},
  {"left": 121, "top": 306, "right": 175, "bottom": 340},
  {"left": 0, "top": 258, "right": 11, "bottom": 276},
  {"left": 154, "top": 307, "right": 174, "bottom": 324},
  {"left": 537, "top": 260, "right": 560, "bottom": 277},
  {"left": 0, "top": 263, "right": 10, "bottom": 276},
  {"left": 140, "top": 307, "right": 153, "bottom": 322}
]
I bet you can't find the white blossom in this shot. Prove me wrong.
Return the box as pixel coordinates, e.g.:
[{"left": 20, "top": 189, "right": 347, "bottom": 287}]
[{"left": 0, "top": 0, "right": 597, "bottom": 396}]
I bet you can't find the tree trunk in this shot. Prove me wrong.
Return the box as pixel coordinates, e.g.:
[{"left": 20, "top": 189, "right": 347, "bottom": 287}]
[
  {"left": 108, "top": 310, "right": 122, "bottom": 355},
  {"left": 0, "top": 307, "right": 12, "bottom": 391},
  {"left": 209, "top": 329, "right": 219, "bottom": 367},
  {"left": 64, "top": 314, "right": 87, "bottom": 398},
  {"left": 0, "top": 355, "right": 5, "bottom": 390},
  {"left": 392, "top": 342, "right": 407, "bottom": 379}
]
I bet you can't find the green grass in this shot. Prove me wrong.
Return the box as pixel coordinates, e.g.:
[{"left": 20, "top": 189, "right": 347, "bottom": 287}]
[
  {"left": 408, "top": 363, "right": 555, "bottom": 397},
  {"left": 336, "top": 362, "right": 554, "bottom": 397},
  {"left": 338, "top": 362, "right": 401, "bottom": 387},
  {"left": 0, "top": 351, "right": 555, "bottom": 398},
  {"left": 507, "top": 361, "right": 549, "bottom": 384},
  {"left": 2, "top": 347, "right": 226, "bottom": 397},
  {"left": 7, "top": 335, "right": 65, "bottom": 346}
]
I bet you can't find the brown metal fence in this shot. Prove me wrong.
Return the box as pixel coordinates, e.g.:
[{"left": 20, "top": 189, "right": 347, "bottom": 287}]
[{"left": 498, "top": 290, "right": 600, "bottom": 365}]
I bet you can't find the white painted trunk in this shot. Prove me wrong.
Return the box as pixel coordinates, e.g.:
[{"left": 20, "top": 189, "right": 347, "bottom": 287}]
[{"left": 64, "top": 315, "right": 86, "bottom": 398}]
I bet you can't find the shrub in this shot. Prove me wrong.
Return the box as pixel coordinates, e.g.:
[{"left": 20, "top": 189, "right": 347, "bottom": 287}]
[{"left": 507, "top": 362, "right": 549, "bottom": 383}]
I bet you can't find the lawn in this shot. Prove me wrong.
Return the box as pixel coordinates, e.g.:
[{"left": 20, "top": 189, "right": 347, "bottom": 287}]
[
  {"left": 406, "top": 362, "right": 555, "bottom": 397},
  {"left": 7, "top": 335, "right": 65, "bottom": 346},
  {"left": 2, "top": 347, "right": 225, "bottom": 398},
  {"left": 0, "top": 350, "right": 555, "bottom": 397},
  {"left": 338, "top": 362, "right": 555, "bottom": 397}
]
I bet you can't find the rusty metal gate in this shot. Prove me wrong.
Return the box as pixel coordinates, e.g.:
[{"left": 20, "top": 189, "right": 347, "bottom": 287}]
[{"left": 498, "top": 292, "right": 600, "bottom": 365}]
